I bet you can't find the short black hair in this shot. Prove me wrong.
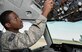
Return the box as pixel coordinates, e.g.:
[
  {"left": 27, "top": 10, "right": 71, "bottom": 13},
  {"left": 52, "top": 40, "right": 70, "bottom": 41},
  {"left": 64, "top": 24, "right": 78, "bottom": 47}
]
[{"left": 0, "top": 10, "right": 13, "bottom": 29}]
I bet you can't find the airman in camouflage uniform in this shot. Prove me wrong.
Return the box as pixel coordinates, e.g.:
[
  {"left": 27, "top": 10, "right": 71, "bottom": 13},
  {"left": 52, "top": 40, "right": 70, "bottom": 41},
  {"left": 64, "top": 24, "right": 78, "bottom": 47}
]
[{"left": 0, "top": 0, "right": 54, "bottom": 52}]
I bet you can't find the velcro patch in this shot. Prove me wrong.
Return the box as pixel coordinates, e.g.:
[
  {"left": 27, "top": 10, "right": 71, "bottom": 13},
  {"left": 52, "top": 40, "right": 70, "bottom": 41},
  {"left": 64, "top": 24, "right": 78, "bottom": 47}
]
[{"left": 8, "top": 33, "right": 15, "bottom": 42}]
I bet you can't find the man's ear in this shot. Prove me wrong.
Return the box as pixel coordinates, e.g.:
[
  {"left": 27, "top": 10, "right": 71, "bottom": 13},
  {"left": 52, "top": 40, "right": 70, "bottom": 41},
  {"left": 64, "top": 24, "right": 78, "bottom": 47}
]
[{"left": 5, "top": 23, "right": 11, "bottom": 28}]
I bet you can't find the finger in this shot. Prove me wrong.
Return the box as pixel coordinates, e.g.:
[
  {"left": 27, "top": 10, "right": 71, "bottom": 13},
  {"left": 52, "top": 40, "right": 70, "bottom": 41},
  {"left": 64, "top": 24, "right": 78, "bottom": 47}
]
[
  {"left": 44, "top": 0, "right": 54, "bottom": 7},
  {"left": 45, "top": 0, "right": 53, "bottom": 3}
]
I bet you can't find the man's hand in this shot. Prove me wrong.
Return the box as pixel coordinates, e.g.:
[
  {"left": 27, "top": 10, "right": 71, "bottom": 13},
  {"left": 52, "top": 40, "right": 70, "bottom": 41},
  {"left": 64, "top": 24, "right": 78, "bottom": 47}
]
[
  {"left": 42, "top": 0, "right": 54, "bottom": 17},
  {"left": 61, "top": 0, "right": 68, "bottom": 5}
]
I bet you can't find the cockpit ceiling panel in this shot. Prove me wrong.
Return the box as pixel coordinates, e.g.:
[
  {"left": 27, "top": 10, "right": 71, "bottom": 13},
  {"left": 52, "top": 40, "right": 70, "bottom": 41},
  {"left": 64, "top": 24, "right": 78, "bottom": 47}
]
[{"left": 8, "top": 0, "right": 23, "bottom": 8}]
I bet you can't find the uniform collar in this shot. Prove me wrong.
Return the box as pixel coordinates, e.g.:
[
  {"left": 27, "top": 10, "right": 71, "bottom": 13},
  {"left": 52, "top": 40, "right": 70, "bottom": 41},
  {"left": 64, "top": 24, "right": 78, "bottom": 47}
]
[{"left": 6, "top": 30, "right": 19, "bottom": 34}]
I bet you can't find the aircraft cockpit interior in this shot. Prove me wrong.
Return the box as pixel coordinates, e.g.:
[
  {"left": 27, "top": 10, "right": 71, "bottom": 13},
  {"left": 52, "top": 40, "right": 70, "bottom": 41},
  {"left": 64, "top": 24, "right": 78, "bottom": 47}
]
[{"left": 0, "top": 0, "right": 82, "bottom": 52}]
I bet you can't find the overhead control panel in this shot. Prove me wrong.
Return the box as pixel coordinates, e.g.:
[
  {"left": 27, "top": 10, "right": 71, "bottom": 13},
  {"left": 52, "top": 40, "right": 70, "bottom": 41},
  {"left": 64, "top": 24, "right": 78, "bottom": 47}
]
[{"left": 34, "top": 0, "right": 82, "bottom": 22}]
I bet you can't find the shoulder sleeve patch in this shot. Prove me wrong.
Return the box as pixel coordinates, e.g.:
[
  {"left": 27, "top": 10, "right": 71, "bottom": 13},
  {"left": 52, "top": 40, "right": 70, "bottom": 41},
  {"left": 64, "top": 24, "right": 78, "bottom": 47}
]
[{"left": 8, "top": 33, "right": 15, "bottom": 42}]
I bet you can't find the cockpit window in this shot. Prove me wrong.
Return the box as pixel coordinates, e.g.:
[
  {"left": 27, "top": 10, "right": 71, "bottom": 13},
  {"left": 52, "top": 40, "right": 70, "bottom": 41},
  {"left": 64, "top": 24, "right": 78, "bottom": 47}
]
[{"left": 47, "top": 21, "right": 82, "bottom": 42}]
